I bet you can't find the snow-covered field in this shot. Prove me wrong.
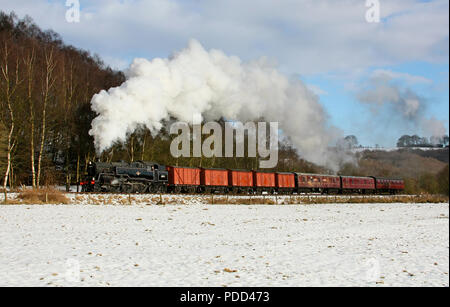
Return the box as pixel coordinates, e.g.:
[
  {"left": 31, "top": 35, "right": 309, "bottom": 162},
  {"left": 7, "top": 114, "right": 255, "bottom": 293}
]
[
  {"left": 0, "top": 202, "right": 448, "bottom": 287},
  {"left": 350, "top": 146, "right": 447, "bottom": 153}
]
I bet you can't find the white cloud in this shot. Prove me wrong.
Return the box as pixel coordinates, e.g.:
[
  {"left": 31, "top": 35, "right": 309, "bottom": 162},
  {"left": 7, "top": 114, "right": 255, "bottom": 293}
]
[
  {"left": 371, "top": 69, "right": 433, "bottom": 85},
  {"left": 0, "top": 0, "right": 447, "bottom": 74},
  {"left": 306, "top": 84, "right": 328, "bottom": 96}
]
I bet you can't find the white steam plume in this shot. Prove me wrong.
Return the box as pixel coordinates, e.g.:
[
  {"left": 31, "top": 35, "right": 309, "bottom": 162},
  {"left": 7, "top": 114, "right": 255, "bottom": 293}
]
[
  {"left": 89, "top": 40, "right": 342, "bottom": 169},
  {"left": 357, "top": 72, "right": 448, "bottom": 140}
]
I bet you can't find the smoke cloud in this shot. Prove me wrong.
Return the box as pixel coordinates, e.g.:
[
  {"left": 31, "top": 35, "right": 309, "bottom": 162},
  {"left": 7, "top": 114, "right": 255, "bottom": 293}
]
[
  {"left": 357, "top": 71, "right": 448, "bottom": 139},
  {"left": 89, "top": 39, "right": 344, "bottom": 169}
]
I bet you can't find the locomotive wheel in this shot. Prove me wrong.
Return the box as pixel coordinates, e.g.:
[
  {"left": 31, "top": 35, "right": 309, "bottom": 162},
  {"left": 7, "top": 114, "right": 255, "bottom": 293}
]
[
  {"left": 135, "top": 183, "right": 147, "bottom": 193},
  {"left": 174, "top": 186, "right": 182, "bottom": 194},
  {"left": 109, "top": 185, "right": 121, "bottom": 193},
  {"left": 121, "top": 184, "right": 133, "bottom": 194},
  {"left": 150, "top": 185, "right": 164, "bottom": 194},
  {"left": 157, "top": 185, "right": 167, "bottom": 194},
  {"left": 148, "top": 185, "right": 158, "bottom": 193}
]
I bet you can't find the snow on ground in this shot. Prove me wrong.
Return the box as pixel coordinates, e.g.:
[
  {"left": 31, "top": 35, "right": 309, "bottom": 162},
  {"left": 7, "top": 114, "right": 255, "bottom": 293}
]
[
  {"left": 350, "top": 146, "right": 447, "bottom": 153},
  {"left": 0, "top": 202, "right": 448, "bottom": 287}
]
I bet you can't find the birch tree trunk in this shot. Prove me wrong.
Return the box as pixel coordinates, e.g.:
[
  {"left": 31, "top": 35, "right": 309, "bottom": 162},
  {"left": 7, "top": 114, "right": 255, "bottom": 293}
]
[
  {"left": 24, "top": 48, "right": 36, "bottom": 188},
  {"left": 36, "top": 48, "right": 56, "bottom": 188},
  {"left": 1, "top": 43, "right": 21, "bottom": 202}
]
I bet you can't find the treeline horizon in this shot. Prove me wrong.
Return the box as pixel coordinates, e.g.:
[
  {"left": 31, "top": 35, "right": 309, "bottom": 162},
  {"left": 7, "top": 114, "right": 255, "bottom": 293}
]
[
  {"left": 0, "top": 11, "right": 125, "bottom": 191},
  {"left": 397, "top": 134, "right": 449, "bottom": 148},
  {"left": 0, "top": 11, "right": 448, "bottom": 196}
]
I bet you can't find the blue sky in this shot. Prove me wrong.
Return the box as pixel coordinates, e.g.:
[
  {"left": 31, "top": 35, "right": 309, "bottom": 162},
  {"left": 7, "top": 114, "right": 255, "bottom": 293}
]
[
  {"left": 1, "top": 0, "right": 448, "bottom": 147},
  {"left": 304, "top": 61, "right": 449, "bottom": 145}
]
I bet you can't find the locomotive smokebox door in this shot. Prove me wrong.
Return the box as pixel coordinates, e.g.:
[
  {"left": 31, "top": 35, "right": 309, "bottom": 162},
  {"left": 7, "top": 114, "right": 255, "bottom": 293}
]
[{"left": 87, "top": 161, "right": 95, "bottom": 177}]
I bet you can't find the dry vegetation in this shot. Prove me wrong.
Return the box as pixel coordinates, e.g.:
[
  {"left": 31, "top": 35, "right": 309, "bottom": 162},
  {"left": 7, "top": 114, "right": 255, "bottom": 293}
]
[
  {"left": 14, "top": 187, "right": 69, "bottom": 204},
  {"left": 341, "top": 150, "right": 446, "bottom": 179}
]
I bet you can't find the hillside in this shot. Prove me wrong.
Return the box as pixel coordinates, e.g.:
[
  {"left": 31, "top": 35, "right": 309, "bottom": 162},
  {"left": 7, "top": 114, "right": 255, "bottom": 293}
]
[
  {"left": 339, "top": 148, "right": 448, "bottom": 194},
  {"left": 408, "top": 148, "right": 449, "bottom": 164},
  {"left": 358, "top": 149, "right": 447, "bottom": 178}
]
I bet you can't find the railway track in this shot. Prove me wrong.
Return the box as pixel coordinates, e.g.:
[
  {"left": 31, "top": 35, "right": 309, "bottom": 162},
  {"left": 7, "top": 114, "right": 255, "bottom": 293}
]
[{"left": 71, "top": 191, "right": 411, "bottom": 197}]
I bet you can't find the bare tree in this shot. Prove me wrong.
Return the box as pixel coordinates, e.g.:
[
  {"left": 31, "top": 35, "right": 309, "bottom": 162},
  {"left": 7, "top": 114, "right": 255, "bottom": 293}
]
[
  {"left": 0, "top": 41, "right": 22, "bottom": 200},
  {"left": 24, "top": 46, "right": 36, "bottom": 188},
  {"left": 36, "top": 47, "right": 56, "bottom": 188}
]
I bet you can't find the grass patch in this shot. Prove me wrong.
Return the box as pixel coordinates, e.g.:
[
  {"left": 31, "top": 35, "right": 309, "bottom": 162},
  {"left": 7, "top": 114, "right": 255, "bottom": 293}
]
[{"left": 17, "top": 187, "right": 69, "bottom": 204}]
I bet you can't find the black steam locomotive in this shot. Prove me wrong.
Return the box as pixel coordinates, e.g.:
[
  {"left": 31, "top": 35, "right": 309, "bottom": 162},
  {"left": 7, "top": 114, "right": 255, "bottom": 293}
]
[{"left": 81, "top": 161, "right": 168, "bottom": 193}]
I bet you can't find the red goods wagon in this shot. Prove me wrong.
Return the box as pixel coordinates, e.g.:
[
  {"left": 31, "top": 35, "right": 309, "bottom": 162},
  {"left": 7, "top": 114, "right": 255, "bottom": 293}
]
[
  {"left": 276, "top": 173, "right": 296, "bottom": 188},
  {"left": 167, "top": 166, "right": 200, "bottom": 186},
  {"left": 276, "top": 172, "right": 296, "bottom": 194},
  {"left": 166, "top": 166, "right": 201, "bottom": 193},
  {"left": 296, "top": 173, "right": 340, "bottom": 192},
  {"left": 229, "top": 170, "right": 253, "bottom": 194},
  {"left": 201, "top": 168, "right": 229, "bottom": 187},
  {"left": 229, "top": 170, "right": 253, "bottom": 187},
  {"left": 253, "top": 171, "right": 276, "bottom": 193},
  {"left": 341, "top": 176, "right": 375, "bottom": 192}
]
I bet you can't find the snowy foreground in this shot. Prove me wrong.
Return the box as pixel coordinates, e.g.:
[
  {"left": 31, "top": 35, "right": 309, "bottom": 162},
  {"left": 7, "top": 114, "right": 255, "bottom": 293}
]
[{"left": 0, "top": 202, "right": 448, "bottom": 287}]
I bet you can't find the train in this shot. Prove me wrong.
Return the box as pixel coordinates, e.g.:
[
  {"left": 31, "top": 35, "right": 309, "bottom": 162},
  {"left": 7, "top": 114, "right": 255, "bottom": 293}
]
[{"left": 80, "top": 161, "right": 405, "bottom": 195}]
